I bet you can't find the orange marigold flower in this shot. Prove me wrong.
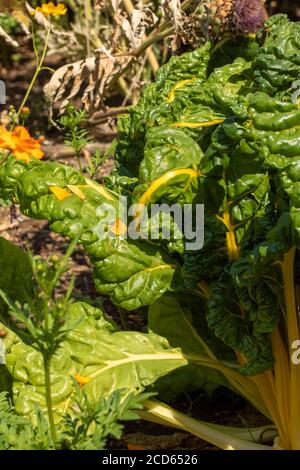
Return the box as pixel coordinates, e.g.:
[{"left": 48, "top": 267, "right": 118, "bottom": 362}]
[
  {"left": 0, "top": 127, "right": 14, "bottom": 149},
  {"left": 0, "top": 126, "right": 44, "bottom": 162},
  {"left": 74, "top": 373, "right": 91, "bottom": 387},
  {"left": 34, "top": 2, "right": 67, "bottom": 17}
]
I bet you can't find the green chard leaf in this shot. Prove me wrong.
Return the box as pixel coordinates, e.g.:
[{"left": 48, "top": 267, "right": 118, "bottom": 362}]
[{"left": 4, "top": 301, "right": 186, "bottom": 420}]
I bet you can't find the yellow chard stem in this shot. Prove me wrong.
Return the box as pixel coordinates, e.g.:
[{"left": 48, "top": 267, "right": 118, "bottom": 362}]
[
  {"left": 251, "top": 370, "right": 288, "bottom": 448},
  {"left": 142, "top": 400, "right": 272, "bottom": 450},
  {"left": 138, "top": 168, "right": 200, "bottom": 208},
  {"left": 171, "top": 118, "right": 224, "bottom": 128},
  {"left": 250, "top": 247, "right": 300, "bottom": 450},
  {"left": 217, "top": 203, "right": 240, "bottom": 261},
  {"left": 270, "top": 328, "right": 291, "bottom": 449},
  {"left": 166, "top": 78, "right": 197, "bottom": 103},
  {"left": 135, "top": 168, "right": 200, "bottom": 227},
  {"left": 85, "top": 178, "right": 116, "bottom": 201},
  {"left": 282, "top": 247, "right": 300, "bottom": 449}
]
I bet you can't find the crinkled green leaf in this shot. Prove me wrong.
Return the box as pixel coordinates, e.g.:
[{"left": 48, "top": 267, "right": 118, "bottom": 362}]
[
  {"left": 254, "top": 14, "right": 300, "bottom": 95},
  {"left": 4, "top": 301, "right": 186, "bottom": 420}
]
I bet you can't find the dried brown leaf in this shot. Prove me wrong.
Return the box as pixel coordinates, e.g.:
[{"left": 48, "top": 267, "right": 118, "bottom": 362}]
[
  {"left": 114, "top": 11, "right": 137, "bottom": 47},
  {"left": 161, "top": 0, "right": 185, "bottom": 31},
  {"left": 131, "top": 2, "right": 158, "bottom": 39},
  {"left": 44, "top": 53, "right": 132, "bottom": 125}
]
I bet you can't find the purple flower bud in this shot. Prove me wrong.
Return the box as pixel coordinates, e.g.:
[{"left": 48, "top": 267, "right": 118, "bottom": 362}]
[{"left": 231, "top": 0, "right": 268, "bottom": 34}]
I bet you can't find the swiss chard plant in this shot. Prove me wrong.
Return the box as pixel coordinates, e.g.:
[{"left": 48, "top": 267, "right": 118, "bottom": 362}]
[
  {"left": 0, "top": 14, "right": 300, "bottom": 450},
  {"left": 0, "top": 237, "right": 184, "bottom": 449}
]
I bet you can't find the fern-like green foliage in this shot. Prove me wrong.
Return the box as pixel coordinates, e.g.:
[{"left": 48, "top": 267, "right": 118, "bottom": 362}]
[
  {"left": 0, "top": 389, "right": 151, "bottom": 450},
  {"left": 59, "top": 105, "right": 92, "bottom": 156},
  {"left": 0, "top": 392, "right": 51, "bottom": 450},
  {"left": 60, "top": 388, "right": 151, "bottom": 450}
]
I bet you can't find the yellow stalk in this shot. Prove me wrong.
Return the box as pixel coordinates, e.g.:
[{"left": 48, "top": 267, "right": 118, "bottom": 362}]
[
  {"left": 270, "top": 328, "right": 291, "bottom": 449},
  {"left": 143, "top": 264, "right": 177, "bottom": 273},
  {"left": 140, "top": 407, "right": 277, "bottom": 443},
  {"left": 137, "top": 168, "right": 200, "bottom": 209},
  {"left": 250, "top": 370, "right": 287, "bottom": 446},
  {"left": 109, "top": 219, "right": 127, "bottom": 236},
  {"left": 281, "top": 247, "right": 300, "bottom": 449},
  {"left": 87, "top": 351, "right": 186, "bottom": 382},
  {"left": 282, "top": 248, "right": 299, "bottom": 350},
  {"left": 171, "top": 118, "right": 224, "bottom": 128},
  {"left": 134, "top": 168, "right": 199, "bottom": 230},
  {"left": 197, "top": 280, "right": 211, "bottom": 298},
  {"left": 295, "top": 283, "right": 300, "bottom": 315},
  {"left": 217, "top": 204, "right": 240, "bottom": 261},
  {"left": 166, "top": 78, "right": 196, "bottom": 103},
  {"left": 85, "top": 178, "right": 115, "bottom": 201},
  {"left": 67, "top": 185, "right": 86, "bottom": 200},
  {"left": 142, "top": 400, "right": 272, "bottom": 450}
]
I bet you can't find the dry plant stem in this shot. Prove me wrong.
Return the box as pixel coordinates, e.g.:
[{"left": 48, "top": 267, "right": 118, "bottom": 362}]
[
  {"left": 110, "top": 24, "right": 173, "bottom": 87},
  {"left": 122, "top": 55, "right": 147, "bottom": 106},
  {"left": 89, "top": 105, "right": 131, "bottom": 124},
  {"left": 84, "top": 0, "right": 92, "bottom": 57},
  {"left": 16, "top": 23, "right": 52, "bottom": 119},
  {"left": 118, "top": 77, "right": 130, "bottom": 97},
  {"left": 122, "top": 0, "right": 159, "bottom": 73},
  {"left": 134, "top": 25, "right": 174, "bottom": 59},
  {"left": 133, "top": 0, "right": 195, "bottom": 58}
]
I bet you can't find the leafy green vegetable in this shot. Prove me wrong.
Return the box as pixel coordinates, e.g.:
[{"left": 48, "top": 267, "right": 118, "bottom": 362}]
[
  {"left": 1, "top": 14, "right": 300, "bottom": 449},
  {"left": 1, "top": 299, "right": 186, "bottom": 419}
]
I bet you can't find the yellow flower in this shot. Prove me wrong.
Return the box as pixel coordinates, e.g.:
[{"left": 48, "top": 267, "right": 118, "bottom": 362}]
[
  {"left": 0, "top": 126, "right": 44, "bottom": 162},
  {"left": 34, "top": 2, "right": 67, "bottom": 17}
]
